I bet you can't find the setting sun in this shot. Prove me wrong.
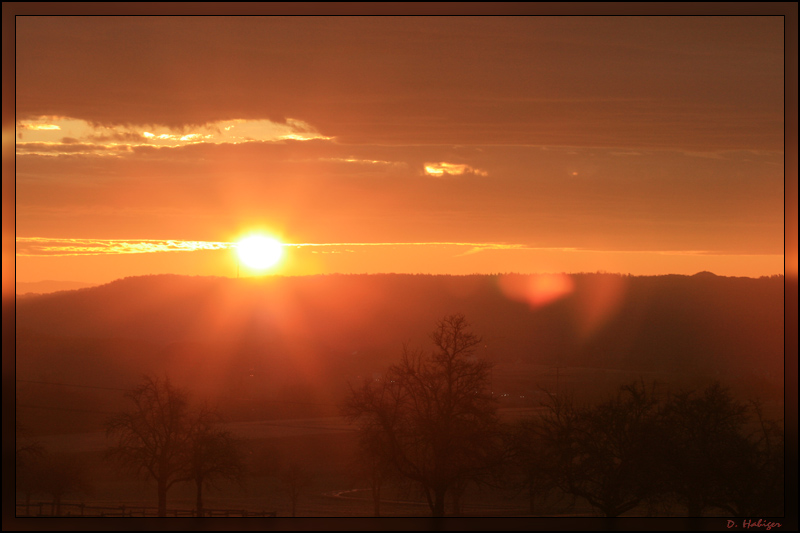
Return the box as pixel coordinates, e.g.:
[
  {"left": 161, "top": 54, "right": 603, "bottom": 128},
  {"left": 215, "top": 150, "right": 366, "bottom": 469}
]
[
  {"left": 236, "top": 236, "right": 283, "bottom": 270},
  {"left": 10, "top": 13, "right": 789, "bottom": 520}
]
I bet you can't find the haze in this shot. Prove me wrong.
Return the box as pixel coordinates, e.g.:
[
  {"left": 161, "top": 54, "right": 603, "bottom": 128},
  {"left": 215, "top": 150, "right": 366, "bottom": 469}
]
[{"left": 11, "top": 15, "right": 787, "bottom": 289}]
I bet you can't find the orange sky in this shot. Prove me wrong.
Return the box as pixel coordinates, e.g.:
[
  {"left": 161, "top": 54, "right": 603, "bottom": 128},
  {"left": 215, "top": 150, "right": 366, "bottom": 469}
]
[{"left": 7, "top": 12, "right": 794, "bottom": 287}]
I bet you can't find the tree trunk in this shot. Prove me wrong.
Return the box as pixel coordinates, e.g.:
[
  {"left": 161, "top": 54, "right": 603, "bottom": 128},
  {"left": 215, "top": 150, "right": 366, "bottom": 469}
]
[
  {"left": 423, "top": 486, "right": 434, "bottom": 515},
  {"left": 432, "top": 487, "right": 447, "bottom": 517},
  {"left": 529, "top": 482, "right": 536, "bottom": 514},
  {"left": 157, "top": 477, "right": 168, "bottom": 517},
  {"left": 452, "top": 484, "right": 464, "bottom": 516},
  {"left": 372, "top": 479, "right": 381, "bottom": 517},
  {"left": 196, "top": 478, "right": 204, "bottom": 518}
]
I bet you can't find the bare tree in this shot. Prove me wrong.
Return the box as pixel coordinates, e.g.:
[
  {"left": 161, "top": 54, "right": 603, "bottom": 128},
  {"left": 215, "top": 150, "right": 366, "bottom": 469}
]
[
  {"left": 528, "top": 380, "right": 784, "bottom": 518},
  {"left": 183, "top": 406, "right": 245, "bottom": 517},
  {"left": 731, "top": 400, "right": 784, "bottom": 517},
  {"left": 503, "top": 417, "right": 564, "bottom": 515},
  {"left": 15, "top": 413, "right": 45, "bottom": 516},
  {"left": 15, "top": 416, "right": 43, "bottom": 464},
  {"left": 659, "top": 382, "right": 784, "bottom": 516},
  {"left": 350, "top": 423, "right": 396, "bottom": 517},
  {"left": 344, "top": 313, "right": 500, "bottom": 516},
  {"left": 16, "top": 420, "right": 91, "bottom": 517},
  {"left": 36, "top": 452, "right": 93, "bottom": 516},
  {"left": 105, "top": 375, "right": 194, "bottom": 517},
  {"left": 540, "top": 381, "right": 663, "bottom": 517},
  {"left": 278, "top": 462, "right": 314, "bottom": 517}
]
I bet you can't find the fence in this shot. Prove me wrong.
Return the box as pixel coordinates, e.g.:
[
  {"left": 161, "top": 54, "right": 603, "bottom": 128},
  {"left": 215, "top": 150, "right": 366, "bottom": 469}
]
[{"left": 16, "top": 501, "right": 276, "bottom": 517}]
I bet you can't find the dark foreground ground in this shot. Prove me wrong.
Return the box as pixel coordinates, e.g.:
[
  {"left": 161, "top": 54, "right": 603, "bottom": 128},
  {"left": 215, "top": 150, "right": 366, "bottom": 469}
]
[{"left": 16, "top": 406, "right": 783, "bottom": 518}]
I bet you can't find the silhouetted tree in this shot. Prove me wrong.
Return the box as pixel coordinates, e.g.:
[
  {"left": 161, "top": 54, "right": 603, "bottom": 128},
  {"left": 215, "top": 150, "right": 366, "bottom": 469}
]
[
  {"left": 105, "top": 375, "right": 194, "bottom": 517},
  {"left": 503, "top": 417, "right": 563, "bottom": 515},
  {"left": 350, "top": 423, "right": 397, "bottom": 517},
  {"left": 659, "top": 382, "right": 784, "bottom": 516},
  {"left": 15, "top": 415, "right": 43, "bottom": 464},
  {"left": 183, "top": 406, "right": 246, "bottom": 517},
  {"left": 36, "top": 452, "right": 93, "bottom": 516},
  {"left": 278, "top": 462, "right": 314, "bottom": 517},
  {"left": 344, "top": 314, "right": 500, "bottom": 516},
  {"left": 542, "top": 381, "right": 662, "bottom": 517},
  {"left": 527, "top": 380, "right": 783, "bottom": 518},
  {"left": 726, "top": 401, "right": 783, "bottom": 517},
  {"left": 15, "top": 416, "right": 44, "bottom": 516},
  {"left": 16, "top": 461, "right": 43, "bottom": 516}
]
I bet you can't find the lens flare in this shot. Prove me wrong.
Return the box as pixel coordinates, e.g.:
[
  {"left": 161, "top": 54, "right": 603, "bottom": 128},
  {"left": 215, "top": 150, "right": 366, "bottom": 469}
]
[{"left": 498, "top": 273, "right": 575, "bottom": 308}]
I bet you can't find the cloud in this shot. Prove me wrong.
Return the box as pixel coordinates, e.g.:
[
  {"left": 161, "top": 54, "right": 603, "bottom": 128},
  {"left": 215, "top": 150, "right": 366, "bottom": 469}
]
[
  {"left": 15, "top": 142, "right": 132, "bottom": 156},
  {"left": 15, "top": 237, "right": 233, "bottom": 256},
  {"left": 15, "top": 17, "right": 783, "bottom": 152},
  {"left": 15, "top": 117, "right": 332, "bottom": 156},
  {"left": 321, "top": 157, "right": 402, "bottom": 166},
  {"left": 16, "top": 236, "right": 782, "bottom": 261},
  {"left": 423, "top": 162, "right": 488, "bottom": 177},
  {"left": 15, "top": 238, "right": 527, "bottom": 257},
  {"left": 17, "top": 122, "right": 60, "bottom": 131}
]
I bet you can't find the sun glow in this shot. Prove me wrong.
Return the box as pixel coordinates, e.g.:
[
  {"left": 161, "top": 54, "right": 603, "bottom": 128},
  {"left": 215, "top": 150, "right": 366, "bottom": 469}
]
[{"left": 237, "top": 236, "right": 284, "bottom": 270}]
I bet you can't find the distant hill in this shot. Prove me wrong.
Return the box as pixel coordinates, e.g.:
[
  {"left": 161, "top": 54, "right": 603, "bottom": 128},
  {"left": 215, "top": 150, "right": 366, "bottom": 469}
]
[
  {"left": 692, "top": 270, "right": 718, "bottom": 277},
  {"left": 14, "top": 273, "right": 785, "bottom": 433},
  {"left": 16, "top": 280, "right": 97, "bottom": 295}
]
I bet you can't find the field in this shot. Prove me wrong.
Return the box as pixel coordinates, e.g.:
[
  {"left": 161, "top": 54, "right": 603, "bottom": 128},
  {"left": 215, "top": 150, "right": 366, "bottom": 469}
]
[
  {"left": 19, "top": 401, "right": 767, "bottom": 518},
  {"left": 18, "top": 407, "right": 602, "bottom": 518}
]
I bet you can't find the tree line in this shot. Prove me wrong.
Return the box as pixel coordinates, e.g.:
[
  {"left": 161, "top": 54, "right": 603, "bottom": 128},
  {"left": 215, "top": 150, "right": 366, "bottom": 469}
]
[
  {"left": 16, "top": 313, "right": 784, "bottom": 517},
  {"left": 343, "top": 314, "right": 784, "bottom": 517}
]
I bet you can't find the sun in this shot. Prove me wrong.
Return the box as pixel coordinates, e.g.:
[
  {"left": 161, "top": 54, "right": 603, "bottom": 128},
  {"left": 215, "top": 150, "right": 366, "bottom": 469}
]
[{"left": 237, "top": 235, "right": 284, "bottom": 270}]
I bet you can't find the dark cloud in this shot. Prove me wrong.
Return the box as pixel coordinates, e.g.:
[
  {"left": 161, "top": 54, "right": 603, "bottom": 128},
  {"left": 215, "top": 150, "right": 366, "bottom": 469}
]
[{"left": 15, "top": 16, "right": 784, "bottom": 151}]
